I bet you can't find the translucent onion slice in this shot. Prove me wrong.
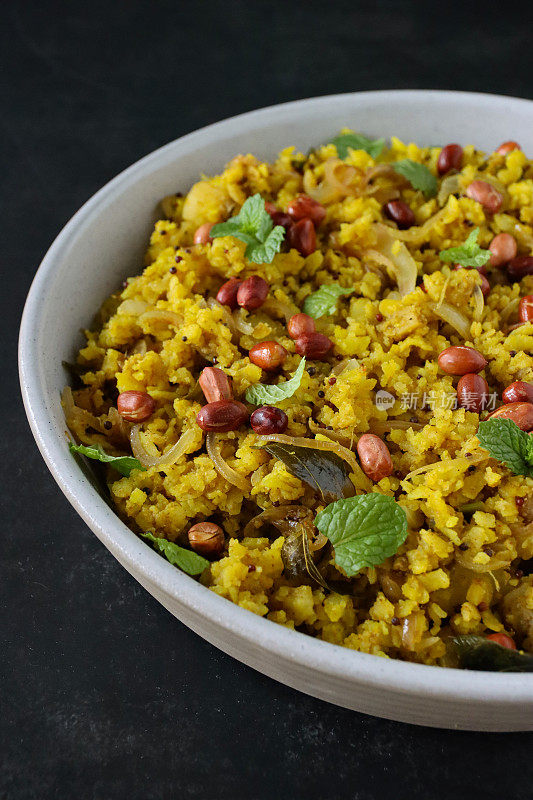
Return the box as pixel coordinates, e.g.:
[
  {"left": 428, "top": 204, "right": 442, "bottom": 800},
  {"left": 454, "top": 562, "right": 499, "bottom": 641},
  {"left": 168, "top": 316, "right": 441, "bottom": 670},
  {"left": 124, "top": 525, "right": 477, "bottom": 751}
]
[
  {"left": 370, "top": 419, "right": 424, "bottom": 433},
  {"left": 262, "top": 297, "right": 296, "bottom": 323},
  {"left": 139, "top": 309, "right": 182, "bottom": 327},
  {"left": 373, "top": 224, "right": 418, "bottom": 296},
  {"left": 206, "top": 297, "right": 238, "bottom": 338},
  {"left": 386, "top": 205, "right": 449, "bottom": 243},
  {"left": 206, "top": 433, "right": 251, "bottom": 493},
  {"left": 117, "top": 298, "right": 150, "bottom": 316},
  {"left": 304, "top": 158, "right": 359, "bottom": 204},
  {"left": 456, "top": 549, "right": 512, "bottom": 573},
  {"left": 472, "top": 285, "right": 484, "bottom": 322},
  {"left": 500, "top": 297, "right": 520, "bottom": 323},
  {"left": 233, "top": 308, "right": 254, "bottom": 335},
  {"left": 257, "top": 433, "right": 372, "bottom": 491},
  {"left": 130, "top": 424, "right": 196, "bottom": 468},
  {"left": 428, "top": 301, "right": 471, "bottom": 338},
  {"left": 403, "top": 453, "right": 485, "bottom": 482},
  {"left": 437, "top": 174, "right": 460, "bottom": 206}
]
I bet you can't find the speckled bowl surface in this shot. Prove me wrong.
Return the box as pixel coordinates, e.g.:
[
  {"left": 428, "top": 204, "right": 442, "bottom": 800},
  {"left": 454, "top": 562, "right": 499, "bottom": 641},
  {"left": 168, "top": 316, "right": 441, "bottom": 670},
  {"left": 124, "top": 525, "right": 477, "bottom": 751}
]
[{"left": 19, "top": 90, "right": 533, "bottom": 730}]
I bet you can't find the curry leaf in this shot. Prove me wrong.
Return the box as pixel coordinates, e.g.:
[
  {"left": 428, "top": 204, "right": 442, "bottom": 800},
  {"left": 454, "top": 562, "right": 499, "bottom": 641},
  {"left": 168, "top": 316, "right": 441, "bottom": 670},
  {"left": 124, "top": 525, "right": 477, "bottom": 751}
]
[
  {"left": 315, "top": 494, "right": 408, "bottom": 577},
  {"left": 439, "top": 228, "right": 491, "bottom": 268},
  {"left": 141, "top": 531, "right": 209, "bottom": 576},
  {"left": 331, "top": 132, "right": 386, "bottom": 160},
  {"left": 245, "top": 358, "right": 306, "bottom": 405},
  {"left": 451, "top": 635, "right": 533, "bottom": 672},
  {"left": 303, "top": 284, "right": 355, "bottom": 319},
  {"left": 392, "top": 159, "right": 438, "bottom": 198},
  {"left": 260, "top": 441, "right": 355, "bottom": 502},
  {"left": 69, "top": 442, "right": 145, "bottom": 477},
  {"left": 210, "top": 194, "right": 285, "bottom": 264},
  {"left": 476, "top": 419, "right": 533, "bottom": 477}
]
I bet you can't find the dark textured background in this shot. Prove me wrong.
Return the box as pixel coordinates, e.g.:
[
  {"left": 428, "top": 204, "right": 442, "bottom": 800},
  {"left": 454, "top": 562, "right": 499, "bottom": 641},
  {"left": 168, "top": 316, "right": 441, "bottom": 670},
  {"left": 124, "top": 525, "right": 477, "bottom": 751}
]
[{"left": 3, "top": 1, "right": 533, "bottom": 798}]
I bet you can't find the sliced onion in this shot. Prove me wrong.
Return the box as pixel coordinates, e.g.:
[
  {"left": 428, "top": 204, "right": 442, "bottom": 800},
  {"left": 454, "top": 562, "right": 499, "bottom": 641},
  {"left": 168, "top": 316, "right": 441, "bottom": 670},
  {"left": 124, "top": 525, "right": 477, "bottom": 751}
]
[
  {"left": 472, "top": 285, "right": 484, "bottom": 322},
  {"left": 257, "top": 432, "right": 372, "bottom": 490},
  {"left": 139, "top": 309, "right": 182, "bottom": 327},
  {"left": 456, "top": 548, "right": 513, "bottom": 573},
  {"left": 403, "top": 453, "right": 485, "bottom": 482},
  {"left": 117, "top": 298, "right": 150, "bottom": 316},
  {"left": 437, "top": 174, "right": 460, "bottom": 206},
  {"left": 506, "top": 321, "right": 529, "bottom": 333},
  {"left": 500, "top": 297, "right": 520, "bottom": 323},
  {"left": 371, "top": 419, "right": 424, "bottom": 433},
  {"left": 61, "top": 386, "right": 103, "bottom": 433},
  {"left": 233, "top": 308, "right": 254, "bottom": 335},
  {"left": 304, "top": 158, "right": 359, "bottom": 204},
  {"left": 331, "top": 357, "right": 361, "bottom": 376},
  {"left": 206, "top": 433, "right": 250, "bottom": 493},
  {"left": 428, "top": 301, "right": 471, "bottom": 338},
  {"left": 387, "top": 205, "right": 450, "bottom": 243},
  {"left": 130, "top": 424, "right": 197, "bottom": 468},
  {"left": 373, "top": 224, "right": 418, "bottom": 296},
  {"left": 262, "top": 296, "right": 296, "bottom": 323}
]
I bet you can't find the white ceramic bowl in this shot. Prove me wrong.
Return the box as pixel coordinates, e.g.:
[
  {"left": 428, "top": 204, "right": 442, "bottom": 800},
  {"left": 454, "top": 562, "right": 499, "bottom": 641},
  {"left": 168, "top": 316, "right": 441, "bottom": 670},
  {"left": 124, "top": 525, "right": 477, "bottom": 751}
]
[{"left": 19, "top": 90, "right": 533, "bottom": 731}]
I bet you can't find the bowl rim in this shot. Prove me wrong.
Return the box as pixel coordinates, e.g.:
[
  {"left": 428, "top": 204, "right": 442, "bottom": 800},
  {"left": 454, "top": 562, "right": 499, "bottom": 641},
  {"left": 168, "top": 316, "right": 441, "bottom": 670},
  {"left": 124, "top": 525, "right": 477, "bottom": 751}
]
[{"left": 19, "top": 89, "right": 533, "bottom": 705}]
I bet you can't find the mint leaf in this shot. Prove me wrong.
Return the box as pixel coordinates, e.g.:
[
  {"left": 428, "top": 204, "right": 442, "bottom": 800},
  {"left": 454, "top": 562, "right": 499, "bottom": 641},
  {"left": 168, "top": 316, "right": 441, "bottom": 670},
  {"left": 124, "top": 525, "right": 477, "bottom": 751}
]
[
  {"left": 69, "top": 442, "right": 145, "bottom": 477},
  {"left": 476, "top": 419, "right": 533, "bottom": 477},
  {"left": 245, "top": 357, "right": 306, "bottom": 405},
  {"left": 439, "top": 227, "right": 491, "bottom": 268},
  {"left": 331, "top": 132, "right": 385, "bottom": 160},
  {"left": 211, "top": 194, "right": 285, "bottom": 264},
  {"left": 315, "top": 494, "right": 408, "bottom": 577},
  {"left": 303, "top": 283, "right": 355, "bottom": 319},
  {"left": 392, "top": 159, "right": 438, "bottom": 198},
  {"left": 141, "top": 531, "right": 209, "bottom": 576}
]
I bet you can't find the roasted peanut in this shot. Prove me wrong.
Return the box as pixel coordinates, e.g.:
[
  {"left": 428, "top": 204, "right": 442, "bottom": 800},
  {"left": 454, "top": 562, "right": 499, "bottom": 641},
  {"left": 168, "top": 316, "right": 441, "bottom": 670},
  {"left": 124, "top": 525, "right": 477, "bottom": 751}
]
[
  {"left": 117, "top": 391, "right": 155, "bottom": 422},
  {"left": 502, "top": 381, "right": 533, "bottom": 405},
  {"left": 486, "top": 632, "right": 517, "bottom": 649},
  {"left": 237, "top": 276, "right": 269, "bottom": 310},
  {"left": 216, "top": 278, "right": 242, "bottom": 309},
  {"left": 465, "top": 180, "right": 503, "bottom": 213},
  {"left": 188, "top": 522, "right": 225, "bottom": 557},
  {"left": 287, "top": 218, "right": 316, "bottom": 256},
  {"left": 287, "top": 313, "right": 316, "bottom": 339},
  {"left": 488, "top": 402, "right": 533, "bottom": 431},
  {"left": 287, "top": 194, "right": 326, "bottom": 226},
  {"left": 383, "top": 200, "right": 415, "bottom": 229},
  {"left": 496, "top": 141, "right": 520, "bottom": 156},
  {"left": 488, "top": 232, "right": 517, "bottom": 267},
  {"left": 479, "top": 273, "right": 491, "bottom": 298},
  {"left": 507, "top": 256, "right": 533, "bottom": 280},
  {"left": 437, "top": 143, "right": 463, "bottom": 175},
  {"left": 457, "top": 373, "right": 489, "bottom": 413},
  {"left": 199, "top": 367, "right": 232, "bottom": 403},
  {"left": 294, "top": 332, "right": 333, "bottom": 360},
  {"left": 356, "top": 434, "right": 393, "bottom": 483},
  {"left": 196, "top": 400, "right": 249, "bottom": 432},
  {"left": 249, "top": 341, "right": 288, "bottom": 371},
  {"left": 265, "top": 201, "right": 292, "bottom": 229},
  {"left": 250, "top": 406, "right": 288, "bottom": 435},
  {"left": 193, "top": 222, "right": 214, "bottom": 245},
  {"left": 438, "top": 346, "right": 487, "bottom": 376},
  {"left": 518, "top": 295, "right": 533, "bottom": 322}
]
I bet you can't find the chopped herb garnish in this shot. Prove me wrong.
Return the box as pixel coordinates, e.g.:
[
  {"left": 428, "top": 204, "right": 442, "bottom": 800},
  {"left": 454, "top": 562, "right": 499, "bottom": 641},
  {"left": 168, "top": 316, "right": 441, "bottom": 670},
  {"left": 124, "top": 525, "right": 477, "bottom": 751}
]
[
  {"left": 141, "top": 531, "right": 209, "bottom": 576},
  {"left": 210, "top": 194, "right": 285, "bottom": 264},
  {"left": 392, "top": 159, "right": 438, "bottom": 198},
  {"left": 477, "top": 418, "right": 533, "bottom": 477},
  {"left": 259, "top": 441, "right": 355, "bottom": 502},
  {"left": 331, "top": 132, "right": 385, "bottom": 160},
  {"left": 69, "top": 442, "right": 145, "bottom": 477},
  {"left": 303, "top": 283, "right": 355, "bottom": 319},
  {"left": 451, "top": 635, "right": 533, "bottom": 672},
  {"left": 439, "top": 227, "right": 491, "bottom": 268},
  {"left": 315, "top": 494, "right": 408, "bottom": 577},
  {"left": 245, "top": 357, "right": 306, "bottom": 405}
]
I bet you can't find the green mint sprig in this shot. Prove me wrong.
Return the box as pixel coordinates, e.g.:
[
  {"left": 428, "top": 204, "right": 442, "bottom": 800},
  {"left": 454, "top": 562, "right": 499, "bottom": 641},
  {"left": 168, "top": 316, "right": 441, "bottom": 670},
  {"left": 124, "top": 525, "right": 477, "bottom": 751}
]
[
  {"left": 330, "top": 132, "right": 386, "bottom": 160},
  {"left": 439, "top": 227, "right": 491, "bottom": 269},
  {"left": 245, "top": 358, "right": 306, "bottom": 405},
  {"left": 69, "top": 442, "right": 145, "bottom": 477},
  {"left": 210, "top": 194, "right": 285, "bottom": 264},
  {"left": 315, "top": 494, "right": 408, "bottom": 577},
  {"left": 477, "top": 418, "right": 533, "bottom": 477},
  {"left": 303, "top": 284, "right": 355, "bottom": 319},
  {"left": 392, "top": 159, "right": 438, "bottom": 198},
  {"left": 141, "top": 531, "right": 209, "bottom": 576}
]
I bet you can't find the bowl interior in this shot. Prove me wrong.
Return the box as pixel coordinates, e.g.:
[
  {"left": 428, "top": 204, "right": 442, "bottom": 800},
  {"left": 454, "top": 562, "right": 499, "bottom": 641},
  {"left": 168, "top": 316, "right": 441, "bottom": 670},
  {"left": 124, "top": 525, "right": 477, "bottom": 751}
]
[{"left": 20, "top": 91, "right": 533, "bottom": 720}]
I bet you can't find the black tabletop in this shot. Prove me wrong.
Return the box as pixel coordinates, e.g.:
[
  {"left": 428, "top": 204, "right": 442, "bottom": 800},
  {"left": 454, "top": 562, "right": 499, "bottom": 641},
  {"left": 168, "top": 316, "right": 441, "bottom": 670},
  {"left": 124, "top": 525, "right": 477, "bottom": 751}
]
[{"left": 3, "top": 2, "right": 533, "bottom": 798}]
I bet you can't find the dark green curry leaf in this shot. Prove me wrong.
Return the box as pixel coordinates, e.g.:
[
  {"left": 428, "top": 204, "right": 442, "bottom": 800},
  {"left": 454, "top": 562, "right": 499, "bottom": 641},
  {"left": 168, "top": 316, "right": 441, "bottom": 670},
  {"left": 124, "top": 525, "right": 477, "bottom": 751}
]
[
  {"left": 451, "top": 635, "right": 533, "bottom": 672},
  {"left": 477, "top": 418, "right": 533, "bottom": 478},
  {"left": 260, "top": 441, "right": 355, "bottom": 503},
  {"left": 141, "top": 531, "right": 209, "bottom": 576},
  {"left": 69, "top": 442, "right": 145, "bottom": 477},
  {"left": 315, "top": 494, "right": 408, "bottom": 577}
]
